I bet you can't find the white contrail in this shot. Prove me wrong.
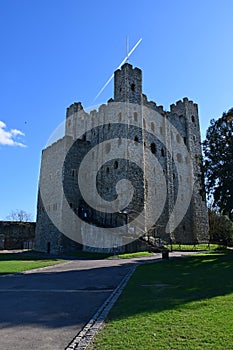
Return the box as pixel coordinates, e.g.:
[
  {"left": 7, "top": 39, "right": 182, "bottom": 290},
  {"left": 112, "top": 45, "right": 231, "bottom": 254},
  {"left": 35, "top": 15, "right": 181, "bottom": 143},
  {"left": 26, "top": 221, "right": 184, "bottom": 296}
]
[{"left": 93, "top": 38, "right": 142, "bottom": 102}]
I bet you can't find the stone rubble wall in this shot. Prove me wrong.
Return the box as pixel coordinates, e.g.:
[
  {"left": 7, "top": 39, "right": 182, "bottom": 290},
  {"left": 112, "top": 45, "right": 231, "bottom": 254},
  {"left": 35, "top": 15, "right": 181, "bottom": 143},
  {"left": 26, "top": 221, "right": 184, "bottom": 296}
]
[{"left": 0, "top": 221, "right": 35, "bottom": 250}]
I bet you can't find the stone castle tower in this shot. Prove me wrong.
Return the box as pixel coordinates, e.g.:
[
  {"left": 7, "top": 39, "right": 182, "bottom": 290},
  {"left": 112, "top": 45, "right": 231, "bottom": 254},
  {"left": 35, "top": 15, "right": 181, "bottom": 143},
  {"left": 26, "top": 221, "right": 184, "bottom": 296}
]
[{"left": 35, "top": 63, "right": 209, "bottom": 254}]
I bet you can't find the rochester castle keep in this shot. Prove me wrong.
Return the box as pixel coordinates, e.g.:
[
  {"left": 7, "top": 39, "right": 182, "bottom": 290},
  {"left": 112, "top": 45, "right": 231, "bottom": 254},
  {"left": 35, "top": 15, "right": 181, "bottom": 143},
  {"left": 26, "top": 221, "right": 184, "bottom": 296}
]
[{"left": 35, "top": 63, "right": 209, "bottom": 254}]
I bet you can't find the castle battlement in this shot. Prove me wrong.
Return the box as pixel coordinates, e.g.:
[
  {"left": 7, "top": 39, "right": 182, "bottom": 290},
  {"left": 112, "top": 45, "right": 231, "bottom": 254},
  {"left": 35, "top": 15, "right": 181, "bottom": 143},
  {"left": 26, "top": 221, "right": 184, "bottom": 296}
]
[
  {"left": 115, "top": 62, "right": 142, "bottom": 75},
  {"left": 66, "top": 102, "right": 83, "bottom": 118},
  {"left": 90, "top": 109, "right": 97, "bottom": 118},
  {"left": 170, "top": 97, "right": 198, "bottom": 115},
  {"left": 35, "top": 63, "right": 209, "bottom": 256}
]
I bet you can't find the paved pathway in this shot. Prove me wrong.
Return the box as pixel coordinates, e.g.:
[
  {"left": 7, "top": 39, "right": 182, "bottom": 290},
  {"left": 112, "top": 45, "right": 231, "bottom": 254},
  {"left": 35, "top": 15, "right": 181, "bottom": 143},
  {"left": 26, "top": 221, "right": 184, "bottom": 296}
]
[{"left": 0, "top": 253, "right": 191, "bottom": 350}]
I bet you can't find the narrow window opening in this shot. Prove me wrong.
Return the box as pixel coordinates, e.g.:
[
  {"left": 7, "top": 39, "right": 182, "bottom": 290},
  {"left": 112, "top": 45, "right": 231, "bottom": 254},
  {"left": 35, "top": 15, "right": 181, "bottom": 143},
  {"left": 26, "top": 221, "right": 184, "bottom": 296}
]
[
  {"left": 47, "top": 242, "right": 51, "bottom": 254},
  {"left": 161, "top": 148, "right": 165, "bottom": 157},
  {"left": 105, "top": 143, "right": 111, "bottom": 153},
  {"left": 176, "top": 134, "right": 181, "bottom": 143},
  {"left": 177, "top": 153, "right": 182, "bottom": 163},
  {"left": 131, "top": 83, "right": 135, "bottom": 91},
  {"left": 151, "top": 143, "right": 156, "bottom": 154},
  {"left": 114, "top": 161, "right": 118, "bottom": 169}
]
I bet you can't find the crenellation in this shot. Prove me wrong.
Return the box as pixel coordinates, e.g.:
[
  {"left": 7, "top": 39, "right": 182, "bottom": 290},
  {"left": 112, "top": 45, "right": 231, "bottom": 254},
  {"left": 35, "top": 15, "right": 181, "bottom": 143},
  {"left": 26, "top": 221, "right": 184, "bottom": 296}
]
[
  {"left": 142, "top": 94, "right": 148, "bottom": 104},
  {"left": 66, "top": 102, "right": 83, "bottom": 118},
  {"left": 35, "top": 62, "right": 209, "bottom": 255},
  {"left": 99, "top": 103, "right": 107, "bottom": 113},
  {"left": 157, "top": 105, "right": 164, "bottom": 114},
  {"left": 90, "top": 109, "right": 97, "bottom": 118}
]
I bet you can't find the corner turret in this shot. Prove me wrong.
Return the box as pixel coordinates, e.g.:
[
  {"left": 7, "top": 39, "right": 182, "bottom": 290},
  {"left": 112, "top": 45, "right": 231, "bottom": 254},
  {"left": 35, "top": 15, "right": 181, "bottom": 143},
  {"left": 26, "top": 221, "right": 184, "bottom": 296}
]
[{"left": 114, "top": 63, "right": 142, "bottom": 104}]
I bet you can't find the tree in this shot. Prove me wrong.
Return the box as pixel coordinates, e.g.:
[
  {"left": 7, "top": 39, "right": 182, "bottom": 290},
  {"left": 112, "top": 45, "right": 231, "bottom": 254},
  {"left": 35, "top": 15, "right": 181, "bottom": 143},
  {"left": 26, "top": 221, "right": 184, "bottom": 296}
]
[
  {"left": 208, "top": 207, "right": 233, "bottom": 245},
  {"left": 203, "top": 108, "right": 233, "bottom": 220},
  {"left": 6, "top": 209, "right": 33, "bottom": 222}
]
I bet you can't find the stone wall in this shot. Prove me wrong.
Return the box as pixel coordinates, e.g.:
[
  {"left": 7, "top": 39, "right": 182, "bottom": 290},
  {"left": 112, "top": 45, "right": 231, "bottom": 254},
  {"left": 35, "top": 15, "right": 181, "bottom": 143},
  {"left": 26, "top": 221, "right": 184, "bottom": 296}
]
[
  {"left": 35, "top": 63, "right": 209, "bottom": 255},
  {"left": 0, "top": 221, "right": 35, "bottom": 250}
]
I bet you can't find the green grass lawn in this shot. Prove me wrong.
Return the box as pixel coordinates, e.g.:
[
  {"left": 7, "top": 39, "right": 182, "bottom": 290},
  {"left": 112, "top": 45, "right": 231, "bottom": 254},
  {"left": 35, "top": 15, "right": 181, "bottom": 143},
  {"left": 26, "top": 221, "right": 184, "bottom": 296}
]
[
  {"left": 0, "top": 252, "right": 64, "bottom": 274},
  {"left": 165, "top": 243, "right": 221, "bottom": 251},
  {"left": 115, "top": 251, "right": 154, "bottom": 259},
  {"left": 89, "top": 250, "right": 233, "bottom": 350},
  {"left": 68, "top": 250, "right": 154, "bottom": 259}
]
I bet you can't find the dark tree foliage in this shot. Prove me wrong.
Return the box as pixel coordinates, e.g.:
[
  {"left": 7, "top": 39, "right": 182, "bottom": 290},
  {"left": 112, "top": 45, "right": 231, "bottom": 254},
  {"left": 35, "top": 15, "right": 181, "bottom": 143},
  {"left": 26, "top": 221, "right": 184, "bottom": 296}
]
[
  {"left": 208, "top": 208, "right": 233, "bottom": 245},
  {"left": 203, "top": 108, "right": 233, "bottom": 220}
]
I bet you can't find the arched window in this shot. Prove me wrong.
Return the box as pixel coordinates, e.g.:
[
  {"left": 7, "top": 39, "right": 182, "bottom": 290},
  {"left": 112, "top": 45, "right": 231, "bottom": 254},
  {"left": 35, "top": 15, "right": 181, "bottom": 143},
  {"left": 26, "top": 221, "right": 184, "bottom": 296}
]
[
  {"left": 151, "top": 143, "right": 156, "bottom": 154},
  {"left": 105, "top": 143, "right": 111, "bottom": 153},
  {"left": 177, "top": 153, "right": 182, "bottom": 163}
]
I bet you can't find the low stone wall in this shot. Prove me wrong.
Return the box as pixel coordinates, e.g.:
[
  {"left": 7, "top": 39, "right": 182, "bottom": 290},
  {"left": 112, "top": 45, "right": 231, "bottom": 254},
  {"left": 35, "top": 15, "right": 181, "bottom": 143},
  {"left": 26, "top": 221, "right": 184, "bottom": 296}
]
[{"left": 0, "top": 221, "right": 36, "bottom": 250}]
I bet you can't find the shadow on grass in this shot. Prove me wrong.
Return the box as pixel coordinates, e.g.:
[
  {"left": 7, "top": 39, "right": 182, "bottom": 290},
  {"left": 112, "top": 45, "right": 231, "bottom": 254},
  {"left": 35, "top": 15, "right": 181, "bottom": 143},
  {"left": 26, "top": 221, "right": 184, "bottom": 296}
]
[
  {"left": 0, "top": 250, "right": 112, "bottom": 264},
  {"left": 107, "top": 251, "right": 233, "bottom": 321},
  {"left": 0, "top": 249, "right": 232, "bottom": 331},
  {"left": 0, "top": 251, "right": 62, "bottom": 262}
]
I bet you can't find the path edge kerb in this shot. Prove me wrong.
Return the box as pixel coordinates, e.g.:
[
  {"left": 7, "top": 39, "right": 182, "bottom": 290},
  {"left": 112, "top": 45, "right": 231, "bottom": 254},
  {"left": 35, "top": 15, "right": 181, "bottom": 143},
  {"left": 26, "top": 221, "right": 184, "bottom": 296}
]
[
  {"left": 65, "top": 252, "right": 197, "bottom": 350},
  {"left": 65, "top": 264, "right": 137, "bottom": 350}
]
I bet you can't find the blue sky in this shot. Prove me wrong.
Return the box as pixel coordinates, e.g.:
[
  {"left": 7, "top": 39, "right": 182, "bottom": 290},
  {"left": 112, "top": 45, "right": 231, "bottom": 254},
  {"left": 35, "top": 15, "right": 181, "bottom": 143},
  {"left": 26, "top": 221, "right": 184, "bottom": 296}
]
[{"left": 0, "top": 0, "right": 233, "bottom": 220}]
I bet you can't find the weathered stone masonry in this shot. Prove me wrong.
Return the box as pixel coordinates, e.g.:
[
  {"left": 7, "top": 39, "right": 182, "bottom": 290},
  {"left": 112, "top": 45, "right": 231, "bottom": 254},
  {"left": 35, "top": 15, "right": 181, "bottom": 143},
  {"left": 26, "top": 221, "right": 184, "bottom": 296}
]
[
  {"left": 35, "top": 63, "right": 209, "bottom": 254},
  {"left": 0, "top": 221, "right": 35, "bottom": 250}
]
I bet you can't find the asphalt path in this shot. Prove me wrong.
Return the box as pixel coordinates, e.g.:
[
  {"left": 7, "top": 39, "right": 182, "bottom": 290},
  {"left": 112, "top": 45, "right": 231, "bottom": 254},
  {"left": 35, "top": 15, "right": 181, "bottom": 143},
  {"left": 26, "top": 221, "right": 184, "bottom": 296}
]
[{"left": 0, "top": 255, "right": 166, "bottom": 350}]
